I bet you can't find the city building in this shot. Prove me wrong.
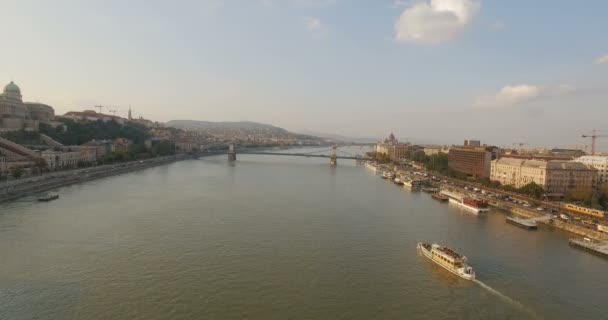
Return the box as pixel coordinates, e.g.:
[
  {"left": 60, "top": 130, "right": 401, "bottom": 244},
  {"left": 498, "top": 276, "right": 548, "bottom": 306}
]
[
  {"left": 175, "top": 139, "right": 200, "bottom": 153},
  {"left": 113, "top": 138, "right": 133, "bottom": 153},
  {"left": 423, "top": 146, "right": 441, "bottom": 156},
  {"left": 25, "top": 102, "right": 55, "bottom": 123},
  {"left": 575, "top": 156, "right": 608, "bottom": 186},
  {"left": 491, "top": 158, "right": 597, "bottom": 197},
  {"left": 81, "top": 139, "right": 115, "bottom": 160},
  {"left": 550, "top": 148, "right": 586, "bottom": 158},
  {"left": 463, "top": 139, "right": 481, "bottom": 147},
  {"left": 448, "top": 146, "right": 491, "bottom": 178},
  {"left": 375, "top": 132, "right": 410, "bottom": 162},
  {"left": 41, "top": 147, "right": 97, "bottom": 171},
  {"left": 0, "top": 81, "right": 55, "bottom": 131},
  {"left": 62, "top": 109, "right": 126, "bottom": 124}
]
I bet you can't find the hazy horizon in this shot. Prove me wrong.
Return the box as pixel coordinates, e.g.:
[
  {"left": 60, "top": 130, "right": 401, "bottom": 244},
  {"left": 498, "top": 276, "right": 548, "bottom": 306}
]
[{"left": 1, "top": 0, "right": 607, "bottom": 150}]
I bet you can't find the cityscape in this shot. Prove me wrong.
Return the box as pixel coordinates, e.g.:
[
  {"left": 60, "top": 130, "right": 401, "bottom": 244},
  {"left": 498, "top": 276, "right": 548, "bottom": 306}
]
[{"left": 1, "top": 1, "right": 608, "bottom": 319}]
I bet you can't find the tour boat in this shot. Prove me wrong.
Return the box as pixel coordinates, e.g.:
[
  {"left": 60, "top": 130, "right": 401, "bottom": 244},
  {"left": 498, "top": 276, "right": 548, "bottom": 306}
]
[
  {"left": 417, "top": 242, "right": 475, "bottom": 280},
  {"left": 403, "top": 179, "right": 421, "bottom": 191},
  {"left": 38, "top": 193, "right": 59, "bottom": 202}
]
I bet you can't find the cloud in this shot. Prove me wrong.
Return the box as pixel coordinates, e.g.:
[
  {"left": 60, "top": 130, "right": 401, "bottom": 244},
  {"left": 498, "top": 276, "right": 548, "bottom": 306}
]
[
  {"left": 595, "top": 54, "right": 608, "bottom": 65},
  {"left": 394, "top": 0, "right": 480, "bottom": 44},
  {"left": 305, "top": 17, "right": 324, "bottom": 31},
  {"left": 474, "top": 84, "right": 576, "bottom": 108}
]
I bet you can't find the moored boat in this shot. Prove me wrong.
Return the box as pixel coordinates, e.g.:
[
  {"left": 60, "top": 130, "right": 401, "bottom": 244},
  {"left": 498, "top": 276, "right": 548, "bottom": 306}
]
[
  {"left": 417, "top": 242, "right": 475, "bottom": 280},
  {"left": 441, "top": 190, "right": 488, "bottom": 213},
  {"left": 393, "top": 178, "right": 403, "bottom": 185},
  {"left": 403, "top": 179, "right": 421, "bottom": 191},
  {"left": 382, "top": 171, "right": 395, "bottom": 179},
  {"left": 461, "top": 198, "right": 489, "bottom": 213},
  {"left": 38, "top": 193, "right": 59, "bottom": 202},
  {"left": 431, "top": 193, "right": 449, "bottom": 202},
  {"left": 506, "top": 216, "right": 537, "bottom": 230}
]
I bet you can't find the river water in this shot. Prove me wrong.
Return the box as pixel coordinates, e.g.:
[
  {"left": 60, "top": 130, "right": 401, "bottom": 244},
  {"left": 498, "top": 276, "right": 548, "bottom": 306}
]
[{"left": 1, "top": 148, "right": 606, "bottom": 319}]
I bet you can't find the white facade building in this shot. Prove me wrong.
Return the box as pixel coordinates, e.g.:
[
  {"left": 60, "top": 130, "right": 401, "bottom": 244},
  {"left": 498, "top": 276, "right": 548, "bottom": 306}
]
[{"left": 575, "top": 156, "right": 608, "bottom": 186}]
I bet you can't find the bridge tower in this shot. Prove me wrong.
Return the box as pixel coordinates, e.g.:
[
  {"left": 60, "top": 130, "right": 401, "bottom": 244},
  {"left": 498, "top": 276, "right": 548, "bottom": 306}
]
[
  {"left": 330, "top": 145, "right": 337, "bottom": 166},
  {"left": 228, "top": 143, "right": 236, "bottom": 161}
]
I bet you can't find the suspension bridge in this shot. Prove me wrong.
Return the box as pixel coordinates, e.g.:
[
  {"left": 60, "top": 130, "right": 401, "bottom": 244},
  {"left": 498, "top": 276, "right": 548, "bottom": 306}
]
[{"left": 204, "top": 144, "right": 366, "bottom": 166}]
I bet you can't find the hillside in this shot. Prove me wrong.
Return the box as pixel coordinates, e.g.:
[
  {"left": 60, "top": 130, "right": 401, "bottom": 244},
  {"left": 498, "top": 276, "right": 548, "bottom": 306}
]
[{"left": 165, "top": 120, "right": 317, "bottom": 140}]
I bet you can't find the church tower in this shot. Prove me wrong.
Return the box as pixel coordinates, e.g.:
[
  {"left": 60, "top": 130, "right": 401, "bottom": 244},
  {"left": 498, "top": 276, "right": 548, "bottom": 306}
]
[{"left": 128, "top": 106, "right": 132, "bottom": 120}]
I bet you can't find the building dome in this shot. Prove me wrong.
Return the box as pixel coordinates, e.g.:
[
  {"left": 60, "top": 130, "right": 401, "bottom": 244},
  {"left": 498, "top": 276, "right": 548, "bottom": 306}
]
[{"left": 4, "top": 81, "right": 21, "bottom": 94}]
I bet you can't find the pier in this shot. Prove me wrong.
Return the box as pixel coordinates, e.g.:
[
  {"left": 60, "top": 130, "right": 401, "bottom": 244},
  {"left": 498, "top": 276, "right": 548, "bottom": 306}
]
[
  {"left": 506, "top": 216, "right": 538, "bottom": 230},
  {"left": 569, "top": 238, "right": 608, "bottom": 258}
]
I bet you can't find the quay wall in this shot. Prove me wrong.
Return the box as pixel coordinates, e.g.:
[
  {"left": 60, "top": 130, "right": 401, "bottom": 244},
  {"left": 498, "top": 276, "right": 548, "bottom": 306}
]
[
  {"left": 0, "top": 155, "right": 191, "bottom": 203},
  {"left": 549, "top": 219, "right": 608, "bottom": 241}
]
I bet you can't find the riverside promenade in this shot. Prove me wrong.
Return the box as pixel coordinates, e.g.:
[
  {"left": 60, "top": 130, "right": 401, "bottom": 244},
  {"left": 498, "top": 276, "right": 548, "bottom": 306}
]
[{"left": 0, "top": 154, "right": 195, "bottom": 203}]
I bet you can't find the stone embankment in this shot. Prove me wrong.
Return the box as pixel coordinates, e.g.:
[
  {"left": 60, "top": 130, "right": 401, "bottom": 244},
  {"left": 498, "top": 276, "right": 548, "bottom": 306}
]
[
  {"left": 0, "top": 155, "right": 191, "bottom": 203},
  {"left": 509, "top": 207, "right": 608, "bottom": 241}
]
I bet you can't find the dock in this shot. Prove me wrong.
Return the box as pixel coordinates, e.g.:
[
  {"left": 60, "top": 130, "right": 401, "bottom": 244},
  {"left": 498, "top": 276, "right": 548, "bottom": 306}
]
[
  {"left": 506, "top": 216, "right": 537, "bottom": 230},
  {"left": 569, "top": 238, "right": 608, "bottom": 258}
]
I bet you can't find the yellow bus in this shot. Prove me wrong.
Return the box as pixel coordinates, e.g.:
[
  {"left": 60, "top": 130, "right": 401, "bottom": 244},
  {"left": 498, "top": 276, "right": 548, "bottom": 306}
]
[{"left": 564, "top": 204, "right": 605, "bottom": 219}]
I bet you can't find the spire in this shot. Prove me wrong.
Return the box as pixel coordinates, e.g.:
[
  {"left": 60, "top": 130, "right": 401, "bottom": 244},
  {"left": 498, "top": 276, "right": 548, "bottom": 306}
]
[{"left": 128, "top": 106, "right": 132, "bottom": 120}]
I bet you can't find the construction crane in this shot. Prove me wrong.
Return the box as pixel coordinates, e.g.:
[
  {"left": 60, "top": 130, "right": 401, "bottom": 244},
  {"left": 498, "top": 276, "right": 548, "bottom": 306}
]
[
  {"left": 512, "top": 142, "right": 528, "bottom": 153},
  {"left": 108, "top": 109, "right": 117, "bottom": 116},
  {"left": 582, "top": 129, "right": 608, "bottom": 155},
  {"left": 94, "top": 105, "right": 104, "bottom": 114}
]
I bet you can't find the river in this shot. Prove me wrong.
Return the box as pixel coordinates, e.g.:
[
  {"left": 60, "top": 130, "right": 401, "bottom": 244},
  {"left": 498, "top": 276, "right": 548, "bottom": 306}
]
[{"left": 1, "top": 147, "right": 606, "bottom": 319}]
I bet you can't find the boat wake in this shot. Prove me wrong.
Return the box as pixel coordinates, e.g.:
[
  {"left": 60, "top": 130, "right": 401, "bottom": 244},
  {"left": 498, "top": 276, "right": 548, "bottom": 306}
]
[{"left": 474, "top": 279, "right": 538, "bottom": 318}]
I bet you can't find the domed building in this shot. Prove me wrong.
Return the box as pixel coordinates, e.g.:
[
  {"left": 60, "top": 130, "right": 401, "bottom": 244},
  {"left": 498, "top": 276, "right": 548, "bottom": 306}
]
[{"left": 0, "top": 81, "right": 55, "bottom": 131}]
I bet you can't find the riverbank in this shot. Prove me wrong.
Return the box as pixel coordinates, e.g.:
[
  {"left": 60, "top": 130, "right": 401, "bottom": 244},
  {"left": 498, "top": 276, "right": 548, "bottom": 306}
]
[
  {"left": 368, "top": 162, "right": 608, "bottom": 242},
  {"left": 0, "top": 154, "right": 195, "bottom": 203}
]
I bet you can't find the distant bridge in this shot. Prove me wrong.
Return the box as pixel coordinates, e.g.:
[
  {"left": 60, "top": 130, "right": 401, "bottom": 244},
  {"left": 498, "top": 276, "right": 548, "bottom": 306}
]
[
  {"left": 199, "top": 145, "right": 366, "bottom": 165},
  {"left": 241, "top": 151, "right": 359, "bottom": 160}
]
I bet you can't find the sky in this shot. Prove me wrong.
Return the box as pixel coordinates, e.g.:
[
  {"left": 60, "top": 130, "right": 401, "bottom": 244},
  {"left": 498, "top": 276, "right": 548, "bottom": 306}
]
[{"left": 0, "top": 0, "right": 607, "bottom": 150}]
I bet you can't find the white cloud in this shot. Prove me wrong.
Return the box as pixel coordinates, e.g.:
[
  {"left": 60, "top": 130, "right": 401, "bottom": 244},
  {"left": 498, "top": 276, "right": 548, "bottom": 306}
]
[
  {"left": 595, "top": 54, "right": 608, "bottom": 65},
  {"left": 305, "top": 17, "right": 324, "bottom": 31},
  {"left": 474, "top": 84, "right": 576, "bottom": 108},
  {"left": 394, "top": 0, "right": 480, "bottom": 44}
]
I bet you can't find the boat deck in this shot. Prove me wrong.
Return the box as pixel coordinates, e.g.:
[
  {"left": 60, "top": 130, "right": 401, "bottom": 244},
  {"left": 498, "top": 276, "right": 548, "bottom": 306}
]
[{"left": 506, "top": 216, "right": 537, "bottom": 230}]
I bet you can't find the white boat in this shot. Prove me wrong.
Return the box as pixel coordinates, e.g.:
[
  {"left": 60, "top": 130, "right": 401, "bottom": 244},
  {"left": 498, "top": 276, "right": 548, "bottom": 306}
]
[
  {"left": 393, "top": 178, "right": 403, "bottom": 185},
  {"left": 441, "top": 190, "right": 489, "bottom": 213},
  {"left": 382, "top": 171, "right": 395, "bottom": 179},
  {"left": 417, "top": 242, "right": 475, "bottom": 280},
  {"left": 403, "top": 179, "right": 421, "bottom": 191},
  {"left": 560, "top": 214, "right": 570, "bottom": 220}
]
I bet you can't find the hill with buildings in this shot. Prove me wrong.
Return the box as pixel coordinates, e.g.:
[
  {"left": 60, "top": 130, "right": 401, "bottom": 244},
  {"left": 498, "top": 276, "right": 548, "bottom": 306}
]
[{"left": 165, "top": 120, "right": 319, "bottom": 141}]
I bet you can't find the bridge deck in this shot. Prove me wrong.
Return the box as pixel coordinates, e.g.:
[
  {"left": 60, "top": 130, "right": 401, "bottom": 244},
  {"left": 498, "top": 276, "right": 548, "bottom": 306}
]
[{"left": 241, "top": 151, "right": 359, "bottom": 160}]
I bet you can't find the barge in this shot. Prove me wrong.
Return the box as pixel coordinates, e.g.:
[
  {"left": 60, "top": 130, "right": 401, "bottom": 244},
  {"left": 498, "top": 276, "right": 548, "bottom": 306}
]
[{"left": 506, "top": 216, "right": 538, "bottom": 230}]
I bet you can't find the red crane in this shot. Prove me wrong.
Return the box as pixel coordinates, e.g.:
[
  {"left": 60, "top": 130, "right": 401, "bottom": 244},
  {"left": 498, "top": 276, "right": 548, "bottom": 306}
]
[{"left": 582, "top": 129, "right": 608, "bottom": 155}]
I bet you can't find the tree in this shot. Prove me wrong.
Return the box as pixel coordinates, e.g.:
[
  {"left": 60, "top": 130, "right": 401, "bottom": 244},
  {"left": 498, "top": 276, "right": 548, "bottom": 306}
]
[
  {"left": 518, "top": 182, "right": 545, "bottom": 199},
  {"left": 566, "top": 187, "right": 594, "bottom": 202},
  {"left": 10, "top": 166, "right": 24, "bottom": 178}
]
